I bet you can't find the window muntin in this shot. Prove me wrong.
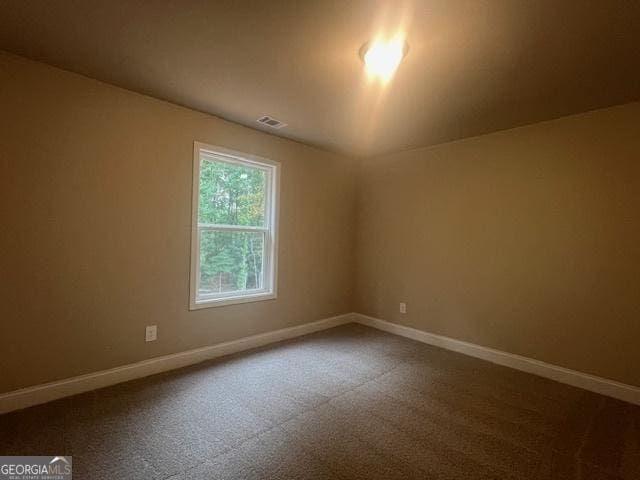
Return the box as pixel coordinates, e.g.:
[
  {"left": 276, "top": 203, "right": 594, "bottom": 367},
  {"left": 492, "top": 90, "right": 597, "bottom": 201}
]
[{"left": 190, "top": 143, "right": 278, "bottom": 309}]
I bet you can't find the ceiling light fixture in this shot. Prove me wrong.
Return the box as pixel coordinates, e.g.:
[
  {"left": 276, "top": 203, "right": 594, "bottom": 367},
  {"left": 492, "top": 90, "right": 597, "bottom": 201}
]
[{"left": 360, "top": 36, "right": 409, "bottom": 82}]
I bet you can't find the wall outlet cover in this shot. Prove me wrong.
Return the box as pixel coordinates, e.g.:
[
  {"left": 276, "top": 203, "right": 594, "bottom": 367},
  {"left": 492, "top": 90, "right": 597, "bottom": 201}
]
[{"left": 145, "top": 325, "right": 157, "bottom": 342}]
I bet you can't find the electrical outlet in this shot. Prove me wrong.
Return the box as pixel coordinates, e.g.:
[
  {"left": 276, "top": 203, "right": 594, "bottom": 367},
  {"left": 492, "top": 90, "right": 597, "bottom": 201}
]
[
  {"left": 399, "top": 302, "right": 407, "bottom": 314},
  {"left": 145, "top": 325, "right": 157, "bottom": 342}
]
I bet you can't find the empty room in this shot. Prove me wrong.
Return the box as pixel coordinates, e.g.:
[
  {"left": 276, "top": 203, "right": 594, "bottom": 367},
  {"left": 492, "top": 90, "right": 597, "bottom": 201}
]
[{"left": 1, "top": 1, "right": 639, "bottom": 479}]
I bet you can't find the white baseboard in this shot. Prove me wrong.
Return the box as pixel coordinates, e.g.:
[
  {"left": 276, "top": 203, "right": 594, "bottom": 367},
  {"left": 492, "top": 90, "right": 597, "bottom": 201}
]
[
  {"left": 4, "top": 312, "right": 637, "bottom": 414},
  {"left": 0, "top": 313, "right": 353, "bottom": 415},
  {"left": 353, "top": 313, "right": 640, "bottom": 406}
]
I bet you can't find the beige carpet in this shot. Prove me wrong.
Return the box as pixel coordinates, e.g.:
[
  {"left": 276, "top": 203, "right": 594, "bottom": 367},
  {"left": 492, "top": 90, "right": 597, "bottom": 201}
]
[{"left": 1, "top": 323, "right": 638, "bottom": 479}]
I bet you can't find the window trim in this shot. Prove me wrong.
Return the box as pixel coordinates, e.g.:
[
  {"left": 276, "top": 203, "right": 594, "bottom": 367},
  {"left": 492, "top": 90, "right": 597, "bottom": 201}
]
[{"left": 189, "top": 142, "right": 280, "bottom": 310}]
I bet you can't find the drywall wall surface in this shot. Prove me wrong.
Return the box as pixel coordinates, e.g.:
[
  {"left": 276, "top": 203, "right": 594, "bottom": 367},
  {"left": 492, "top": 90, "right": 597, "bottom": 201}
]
[
  {"left": 355, "top": 102, "right": 640, "bottom": 386},
  {"left": 0, "top": 51, "right": 357, "bottom": 393}
]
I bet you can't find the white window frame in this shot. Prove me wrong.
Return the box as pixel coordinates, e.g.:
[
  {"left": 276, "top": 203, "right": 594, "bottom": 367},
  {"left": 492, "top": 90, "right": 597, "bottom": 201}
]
[{"left": 189, "top": 142, "right": 279, "bottom": 310}]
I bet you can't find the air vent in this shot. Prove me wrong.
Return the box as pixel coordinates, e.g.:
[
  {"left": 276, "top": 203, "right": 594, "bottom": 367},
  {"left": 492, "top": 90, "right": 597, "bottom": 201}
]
[{"left": 257, "top": 115, "right": 287, "bottom": 129}]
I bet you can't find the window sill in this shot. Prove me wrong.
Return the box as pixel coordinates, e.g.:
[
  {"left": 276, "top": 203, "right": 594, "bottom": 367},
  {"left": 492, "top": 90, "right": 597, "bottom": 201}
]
[{"left": 189, "top": 291, "right": 276, "bottom": 310}]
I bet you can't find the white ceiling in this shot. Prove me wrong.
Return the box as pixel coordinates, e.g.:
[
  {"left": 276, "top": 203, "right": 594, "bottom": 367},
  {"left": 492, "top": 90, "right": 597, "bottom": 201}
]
[{"left": 1, "top": 0, "right": 639, "bottom": 156}]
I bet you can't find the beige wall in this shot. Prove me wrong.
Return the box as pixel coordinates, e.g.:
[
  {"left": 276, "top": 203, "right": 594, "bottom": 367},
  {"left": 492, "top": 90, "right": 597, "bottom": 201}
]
[
  {"left": 356, "top": 102, "right": 640, "bottom": 386},
  {"left": 2, "top": 50, "right": 639, "bottom": 394},
  {"left": 0, "top": 52, "right": 357, "bottom": 393}
]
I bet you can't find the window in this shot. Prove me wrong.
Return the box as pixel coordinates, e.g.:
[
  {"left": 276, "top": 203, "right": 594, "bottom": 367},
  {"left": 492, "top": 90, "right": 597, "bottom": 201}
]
[{"left": 190, "top": 142, "right": 279, "bottom": 309}]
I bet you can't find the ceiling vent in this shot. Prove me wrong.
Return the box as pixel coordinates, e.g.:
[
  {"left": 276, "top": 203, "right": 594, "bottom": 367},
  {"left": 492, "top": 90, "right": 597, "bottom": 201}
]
[{"left": 257, "top": 115, "right": 287, "bottom": 129}]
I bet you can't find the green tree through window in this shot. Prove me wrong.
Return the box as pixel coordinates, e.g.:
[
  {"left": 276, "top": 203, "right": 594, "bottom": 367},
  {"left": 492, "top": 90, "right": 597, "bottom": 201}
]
[{"left": 193, "top": 149, "right": 277, "bottom": 303}]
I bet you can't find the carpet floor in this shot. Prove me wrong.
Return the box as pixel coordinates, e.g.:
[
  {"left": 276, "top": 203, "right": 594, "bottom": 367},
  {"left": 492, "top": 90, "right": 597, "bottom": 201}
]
[{"left": 1, "top": 323, "right": 639, "bottom": 479}]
